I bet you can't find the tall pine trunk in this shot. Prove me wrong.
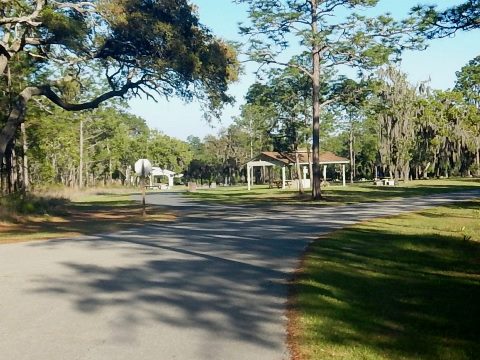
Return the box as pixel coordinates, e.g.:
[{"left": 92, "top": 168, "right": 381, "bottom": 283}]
[
  {"left": 311, "top": 3, "right": 322, "bottom": 200},
  {"left": 349, "top": 126, "right": 354, "bottom": 183}
]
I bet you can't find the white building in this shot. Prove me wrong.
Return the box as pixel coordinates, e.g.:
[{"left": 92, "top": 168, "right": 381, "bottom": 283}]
[{"left": 150, "top": 167, "right": 178, "bottom": 189}]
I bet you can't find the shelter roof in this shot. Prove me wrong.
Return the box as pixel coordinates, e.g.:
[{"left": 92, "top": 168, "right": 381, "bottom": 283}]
[
  {"left": 151, "top": 167, "right": 176, "bottom": 176},
  {"left": 251, "top": 151, "right": 348, "bottom": 165}
]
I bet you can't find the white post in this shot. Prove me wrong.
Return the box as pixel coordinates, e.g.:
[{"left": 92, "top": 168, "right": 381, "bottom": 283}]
[
  {"left": 323, "top": 165, "right": 327, "bottom": 181},
  {"left": 282, "top": 166, "right": 286, "bottom": 189},
  {"left": 342, "top": 164, "right": 346, "bottom": 187},
  {"left": 247, "top": 164, "right": 251, "bottom": 190},
  {"left": 302, "top": 166, "right": 307, "bottom": 189}
]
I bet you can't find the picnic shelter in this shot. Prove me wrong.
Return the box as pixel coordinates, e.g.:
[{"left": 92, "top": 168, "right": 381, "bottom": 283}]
[{"left": 246, "top": 150, "right": 349, "bottom": 190}]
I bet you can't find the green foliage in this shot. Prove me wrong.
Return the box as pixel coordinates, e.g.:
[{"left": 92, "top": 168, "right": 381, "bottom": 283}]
[
  {"left": 96, "top": 0, "right": 239, "bottom": 109},
  {"left": 455, "top": 55, "right": 480, "bottom": 107},
  {"left": 237, "top": 0, "right": 421, "bottom": 197},
  {"left": 238, "top": 0, "right": 421, "bottom": 70},
  {"left": 40, "top": 6, "right": 89, "bottom": 50},
  {"left": 242, "top": 65, "right": 314, "bottom": 152},
  {"left": 312, "top": 58, "right": 480, "bottom": 181},
  {"left": 0, "top": 192, "right": 69, "bottom": 216},
  {"left": 147, "top": 130, "right": 192, "bottom": 173},
  {"left": 1, "top": 0, "right": 240, "bottom": 185},
  {"left": 412, "top": 0, "right": 480, "bottom": 38},
  {"left": 23, "top": 104, "right": 194, "bottom": 187},
  {"left": 27, "top": 107, "right": 80, "bottom": 185}
]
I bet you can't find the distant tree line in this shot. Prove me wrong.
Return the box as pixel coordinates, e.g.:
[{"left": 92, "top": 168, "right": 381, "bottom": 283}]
[{"left": 1, "top": 0, "right": 478, "bottom": 195}]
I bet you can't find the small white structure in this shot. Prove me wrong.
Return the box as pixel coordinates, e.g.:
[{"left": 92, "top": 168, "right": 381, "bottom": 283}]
[
  {"left": 245, "top": 150, "right": 349, "bottom": 190},
  {"left": 150, "top": 167, "right": 177, "bottom": 189}
]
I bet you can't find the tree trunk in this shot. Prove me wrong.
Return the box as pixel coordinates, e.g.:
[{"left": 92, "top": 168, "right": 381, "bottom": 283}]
[
  {"left": 311, "top": 4, "right": 321, "bottom": 200},
  {"left": 0, "top": 54, "right": 8, "bottom": 77},
  {"left": 349, "top": 126, "right": 354, "bottom": 184},
  {"left": 21, "top": 123, "right": 29, "bottom": 191},
  {"left": 125, "top": 166, "right": 130, "bottom": 186},
  {"left": 4, "top": 143, "right": 12, "bottom": 193},
  {"left": 295, "top": 151, "right": 304, "bottom": 194},
  {"left": 12, "top": 146, "right": 19, "bottom": 192},
  {"left": 403, "top": 163, "right": 410, "bottom": 182},
  {"left": 0, "top": 87, "right": 43, "bottom": 167},
  {"left": 353, "top": 136, "right": 356, "bottom": 179},
  {"left": 79, "top": 119, "right": 84, "bottom": 188},
  {"left": 476, "top": 145, "right": 480, "bottom": 176}
]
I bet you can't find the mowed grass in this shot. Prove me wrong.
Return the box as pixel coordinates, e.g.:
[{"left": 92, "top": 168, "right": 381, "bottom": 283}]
[
  {"left": 289, "top": 200, "right": 480, "bottom": 360},
  {"left": 0, "top": 190, "right": 175, "bottom": 243},
  {"left": 186, "top": 179, "right": 480, "bottom": 205}
]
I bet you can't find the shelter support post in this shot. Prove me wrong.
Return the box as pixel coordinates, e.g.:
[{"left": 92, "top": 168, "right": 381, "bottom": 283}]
[
  {"left": 282, "top": 166, "right": 286, "bottom": 189},
  {"left": 342, "top": 164, "right": 346, "bottom": 187},
  {"left": 247, "top": 165, "right": 251, "bottom": 191},
  {"left": 323, "top": 165, "right": 327, "bottom": 181}
]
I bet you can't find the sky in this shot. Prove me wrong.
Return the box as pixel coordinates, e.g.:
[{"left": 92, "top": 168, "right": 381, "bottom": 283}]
[{"left": 128, "top": 0, "right": 479, "bottom": 141}]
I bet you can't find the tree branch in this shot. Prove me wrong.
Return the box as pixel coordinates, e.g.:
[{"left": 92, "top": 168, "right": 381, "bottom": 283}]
[
  {"left": 0, "top": 0, "right": 45, "bottom": 26},
  {"left": 40, "top": 80, "right": 142, "bottom": 111}
]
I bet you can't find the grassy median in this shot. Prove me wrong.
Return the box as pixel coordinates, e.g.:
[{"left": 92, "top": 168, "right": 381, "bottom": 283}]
[
  {"left": 186, "top": 179, "right": 480, "bottom": 205},
  {"left": 289, "top": 200, "right": 480, "bottom": 360}
]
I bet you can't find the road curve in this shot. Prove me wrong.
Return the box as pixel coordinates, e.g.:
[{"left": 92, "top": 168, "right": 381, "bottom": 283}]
[{"left": 1, "top": 190, "right": 479, "bottom": 360}]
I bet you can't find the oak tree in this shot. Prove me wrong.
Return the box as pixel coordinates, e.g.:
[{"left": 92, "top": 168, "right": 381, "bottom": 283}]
[{"left": 0, "top": 0, "right": 239, "bottom": 175}]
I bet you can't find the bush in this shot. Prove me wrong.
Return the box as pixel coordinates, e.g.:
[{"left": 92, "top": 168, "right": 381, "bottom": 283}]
[
  {"left": 469, "top": 163, "right": 480, "bottom": 176},
  {"left": 174, "top": 177, "right": 184, "bottom": 186},
  {"left": 0, "top": 192, "right": 69, "bottom": 218}
]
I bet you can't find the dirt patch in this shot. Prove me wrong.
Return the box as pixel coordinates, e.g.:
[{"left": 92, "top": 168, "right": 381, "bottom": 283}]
[
  {"left": 287, "top": 242, "right": 312, "bottom": 360},
  {"left": 0, "top": 204, "right": 176, "bottom": 244}
]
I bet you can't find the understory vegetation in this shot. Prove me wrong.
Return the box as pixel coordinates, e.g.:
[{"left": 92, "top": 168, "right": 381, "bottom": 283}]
[{"left": 0, "top": 189, "right": 174, "bottom": 243}]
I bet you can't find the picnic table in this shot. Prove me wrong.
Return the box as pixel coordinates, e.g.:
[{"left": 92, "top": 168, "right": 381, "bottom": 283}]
[
  {"left": 269, "top": 180, "right": 292, "bottom": 189},
  {"left": 145, "top": 184, "right": 169, "bottom": 190},
  {"left": 373, "top": 178, "right": 395, "bottom": 186}
]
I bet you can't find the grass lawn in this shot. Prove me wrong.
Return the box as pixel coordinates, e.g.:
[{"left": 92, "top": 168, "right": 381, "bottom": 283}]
[
  {"left": 0, "top": 190, "right": 175, "bottom": 244},
  {"left": 186, "top": 178, "right": 480, "bottom": 205},
  {"left": 288, "top": 200, "right": 480, "bottom": 360}
]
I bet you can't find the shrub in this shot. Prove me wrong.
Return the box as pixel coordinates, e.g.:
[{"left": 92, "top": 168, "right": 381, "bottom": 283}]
[{"left": 0, "top": 192, "right": 69, "bottom": 218}]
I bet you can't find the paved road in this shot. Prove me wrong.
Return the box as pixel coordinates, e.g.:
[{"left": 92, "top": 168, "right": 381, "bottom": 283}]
[{"left": 1, "top": 190, "right": 479, "bottom": 360}]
